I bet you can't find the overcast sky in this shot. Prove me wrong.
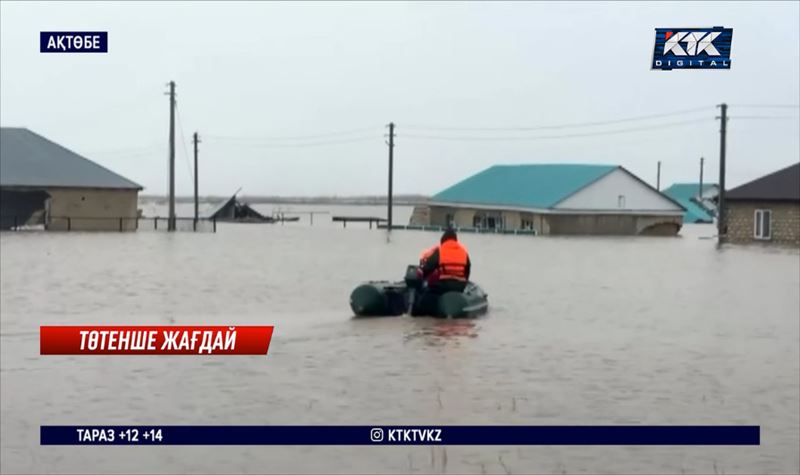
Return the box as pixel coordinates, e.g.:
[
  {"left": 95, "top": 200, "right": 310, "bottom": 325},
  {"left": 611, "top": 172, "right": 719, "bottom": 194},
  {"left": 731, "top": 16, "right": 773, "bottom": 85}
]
[{"left": 1, "top": 1, "right": 798, "bottom": 196}]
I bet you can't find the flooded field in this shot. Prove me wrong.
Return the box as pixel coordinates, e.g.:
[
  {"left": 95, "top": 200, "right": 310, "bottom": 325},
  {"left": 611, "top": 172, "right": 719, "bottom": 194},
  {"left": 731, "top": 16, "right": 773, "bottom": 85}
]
[
  {"left": 1, "top": 213, "right": 798, "bottom": 474},
  {"left": 137, "top": 201, "right": 416, "bottom": 228}
]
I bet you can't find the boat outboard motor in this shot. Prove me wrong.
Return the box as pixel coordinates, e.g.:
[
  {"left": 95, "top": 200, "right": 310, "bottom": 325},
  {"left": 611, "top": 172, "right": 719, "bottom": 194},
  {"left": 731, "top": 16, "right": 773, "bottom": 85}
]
[
  {"left": 404, "top": 264, "right": 424, "bottom": 315},
  {"left": 404, "top": 264, "right": 423, "bottom": 290}
]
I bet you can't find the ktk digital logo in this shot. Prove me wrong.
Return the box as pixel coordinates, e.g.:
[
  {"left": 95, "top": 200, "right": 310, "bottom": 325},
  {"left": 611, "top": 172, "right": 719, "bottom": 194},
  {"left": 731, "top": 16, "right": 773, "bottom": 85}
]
[{"left": 652, "top": 27, "right": 732, "bottom": 70}]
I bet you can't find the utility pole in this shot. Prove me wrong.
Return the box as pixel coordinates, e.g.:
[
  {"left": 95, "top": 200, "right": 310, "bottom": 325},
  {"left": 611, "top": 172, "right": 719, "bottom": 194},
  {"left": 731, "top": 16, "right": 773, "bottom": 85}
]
[
  {"left": 387, "top": 122, "right": 395, "bottom": 231},
  {"left": 699, "top": 157, "right": 704, "bottom": 200},
  {"left": 656, "top": 161, "right": 661, "bottom": 191},
  {"left": 193, "top": 132, "right": 200, "bottom": 223},
  {"left": 167, "top": 81, "right": 176, "bottom": 231},
  {"left": 716, "top": 103, "right": 728, "bottom": 241}
]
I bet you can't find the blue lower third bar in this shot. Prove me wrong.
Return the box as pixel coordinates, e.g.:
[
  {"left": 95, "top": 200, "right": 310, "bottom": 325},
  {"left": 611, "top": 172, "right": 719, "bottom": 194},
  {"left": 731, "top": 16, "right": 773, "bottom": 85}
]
[{"left": 40, "top": 426, "right": 760, "bottom": 445}]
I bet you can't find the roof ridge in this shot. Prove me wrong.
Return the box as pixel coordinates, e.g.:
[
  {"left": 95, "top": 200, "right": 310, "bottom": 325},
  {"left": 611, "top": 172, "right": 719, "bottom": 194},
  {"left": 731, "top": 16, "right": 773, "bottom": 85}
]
[
  {"left": 432, "top": 163, "right": 625, "bottom": 209},
  {"left": 732, "top": 162, "right": 799, "bottom": 188},
  {"left": 1, "top": 128, "right": 144, "bottom": 190},
  {"left": 10, "top": 128, "right": 143, "bottom": 190},
  {"left": 726, "top": 162, "right": 799, "bottom": 201}
]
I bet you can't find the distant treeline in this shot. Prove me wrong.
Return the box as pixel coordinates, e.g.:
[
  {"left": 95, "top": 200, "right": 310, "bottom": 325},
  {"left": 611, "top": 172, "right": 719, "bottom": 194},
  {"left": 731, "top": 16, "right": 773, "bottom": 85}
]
[{"left": 139, "top": 194, "right": 430, "bottom": 206}]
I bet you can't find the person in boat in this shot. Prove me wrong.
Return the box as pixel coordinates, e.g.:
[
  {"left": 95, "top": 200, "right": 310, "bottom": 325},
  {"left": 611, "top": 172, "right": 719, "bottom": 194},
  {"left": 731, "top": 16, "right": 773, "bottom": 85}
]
[
  {"left": 420, "top": 228, "right": 471, "bottom": 294},
  {"left": 419, "top": 245, "right": 440, "bottom": 286},
  {"left": 419, "top": 245, "right": 437, "bottom": 266}
]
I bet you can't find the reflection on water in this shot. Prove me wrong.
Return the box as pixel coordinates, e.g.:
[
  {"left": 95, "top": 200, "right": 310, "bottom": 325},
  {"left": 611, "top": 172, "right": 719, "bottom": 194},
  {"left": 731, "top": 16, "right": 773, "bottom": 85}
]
[
  {"left": 1, "top": 222, "right": 798, "bottom": 474},
  {"left": 403, "top": 320, "right": 481, "bottom": 346}
]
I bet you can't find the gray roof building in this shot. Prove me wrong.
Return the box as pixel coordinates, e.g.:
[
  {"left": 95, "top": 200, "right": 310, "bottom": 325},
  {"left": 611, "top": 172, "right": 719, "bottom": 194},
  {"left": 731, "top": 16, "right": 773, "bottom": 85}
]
[
  {"left": 0, "top": 127, "right": 142, "bottom": 190},
  {"left": 726, "top": 162, "right": 799, "bottom": 202},
  {"left": 723, "top": 162, "right": 800, "bottom": 246}
]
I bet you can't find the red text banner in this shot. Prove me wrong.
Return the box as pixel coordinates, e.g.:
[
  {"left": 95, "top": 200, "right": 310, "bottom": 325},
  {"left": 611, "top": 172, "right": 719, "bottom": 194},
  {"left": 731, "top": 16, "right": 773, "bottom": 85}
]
[{"left": 40, "top": 326, "right": 274, "bottom": 355}]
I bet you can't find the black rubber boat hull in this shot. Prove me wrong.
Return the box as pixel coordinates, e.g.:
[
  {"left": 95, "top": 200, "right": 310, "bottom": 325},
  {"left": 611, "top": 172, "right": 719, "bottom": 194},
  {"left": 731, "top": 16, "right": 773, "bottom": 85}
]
[
  {"left": 349, "top": 282, "right": 407, "bottom": 316},
  {"left": 350, "top": 279, "right": 488, "bottom": 318},
  {"left": 410, "top": 282, "right": 489, "bottom": 318}
]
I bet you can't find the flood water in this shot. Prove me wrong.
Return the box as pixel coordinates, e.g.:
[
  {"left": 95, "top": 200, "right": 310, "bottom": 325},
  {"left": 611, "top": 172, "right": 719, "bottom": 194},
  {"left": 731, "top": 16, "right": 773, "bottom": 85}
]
[{"left": 1, "top": 206, "right": 799, "bottom": 474}]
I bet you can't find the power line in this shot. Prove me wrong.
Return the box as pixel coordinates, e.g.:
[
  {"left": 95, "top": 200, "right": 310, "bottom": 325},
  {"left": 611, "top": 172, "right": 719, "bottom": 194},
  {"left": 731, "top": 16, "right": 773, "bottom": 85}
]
[
  {"left": 401, "top": 106, "right": 713, "bottom": 132},
  {"left": 93, "top": 149, "right": 166, "bottom": 160},
  {"left": 203, "top": 135, "right": 379, "bottom": 148},
  {"left": 204, "top": 126, "right": 382, "bottom": 142},
  {"left": 175, "top": 102, "right": 194, "bottom": 182},
  {"left": 729, "top": 104, "right": 800, "bottom": 109},
  {"left": 728, "top": 115, "right": 800, "bottom": 120},
  {"left": 401, "top": 118, "right": 710, "bottom": 142},
  {"left": 84, "top": 143, "right": 166, "bottom": 156}
]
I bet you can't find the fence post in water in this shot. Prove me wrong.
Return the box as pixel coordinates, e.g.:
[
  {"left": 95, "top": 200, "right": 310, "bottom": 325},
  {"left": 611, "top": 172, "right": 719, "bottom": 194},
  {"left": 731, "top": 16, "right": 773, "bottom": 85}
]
[
  {"left": 13, "top": 215, "right": 18, "bottom": 230},
  {"left": 386, "top": 122, "right": 395, "bottom": 231},
  {"left": 67, "top": 217, "right": 71, "bottom": 231},
  {"left": 310, "top": 212, "right": 314, "bottom": 226},
  {"left": 193, "top": 219, "right": 197, "bottom": 232},
  {"left": 213, "top": 217, "right": 217, "bottom": 233},
  {"left": 155, "top": 217, "right": 159, "bottom": 230},
  {"left": 193, "top": 131, "right": 200, "bottom": 223},
  {"left": 119, "top": 217, "right": 123, "bottom": 232}
]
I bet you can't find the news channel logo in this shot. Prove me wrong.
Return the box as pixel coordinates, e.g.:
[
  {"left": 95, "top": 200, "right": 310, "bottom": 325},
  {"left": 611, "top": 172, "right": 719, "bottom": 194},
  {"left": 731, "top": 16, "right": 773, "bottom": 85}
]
[
  {"left": 40, "top": 32, "right": 108, "bottom": 53},
  {"left": 652, "top": 27, "right": 732, "bottom": 70},
  {"left": 369, "top": 428, "right": 384, "bottom": 442}
]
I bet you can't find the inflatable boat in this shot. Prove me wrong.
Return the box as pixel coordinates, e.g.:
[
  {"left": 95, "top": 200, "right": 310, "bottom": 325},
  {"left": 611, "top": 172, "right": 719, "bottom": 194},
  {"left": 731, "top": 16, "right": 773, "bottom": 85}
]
[{"left": 349, "top": 265, "right": 489, "bottom": 318}]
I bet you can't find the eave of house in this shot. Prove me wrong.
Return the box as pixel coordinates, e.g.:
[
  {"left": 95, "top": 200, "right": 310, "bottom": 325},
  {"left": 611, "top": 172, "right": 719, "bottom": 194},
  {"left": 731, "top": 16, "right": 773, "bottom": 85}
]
[{"left": 427, "top": 200, "right": 683, "bottom": 216}]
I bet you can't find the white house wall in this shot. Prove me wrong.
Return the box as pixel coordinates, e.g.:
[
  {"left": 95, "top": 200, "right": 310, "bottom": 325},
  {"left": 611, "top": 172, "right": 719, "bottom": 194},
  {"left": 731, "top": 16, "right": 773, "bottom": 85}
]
[
  {"left": 701, "top": 185, "right": 720, "bottom": 200},
  {"left": 554, "top": 168, "right": 682, "bottom": 212}
]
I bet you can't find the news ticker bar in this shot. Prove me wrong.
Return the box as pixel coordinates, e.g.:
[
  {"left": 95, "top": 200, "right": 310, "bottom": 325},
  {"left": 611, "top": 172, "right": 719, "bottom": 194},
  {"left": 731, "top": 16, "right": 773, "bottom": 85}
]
[{"left": 41, "top": 426, "right": 760, "bottom": 445}]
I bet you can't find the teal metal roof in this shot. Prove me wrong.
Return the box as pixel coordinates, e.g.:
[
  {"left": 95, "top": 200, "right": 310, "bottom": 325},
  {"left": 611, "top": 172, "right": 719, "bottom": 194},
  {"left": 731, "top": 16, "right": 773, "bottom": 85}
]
[
  {"left": 662, "top": 183, "right": 717, "bottom": 198},
  {"left": 662, "top": 183, "right": 716, "bottom": 223},
  {"left": 432, "top": 164, "right": 617, "bottom": 209},
  {"left": 674, "top": 198, "right": 713, "bottom": 223}
]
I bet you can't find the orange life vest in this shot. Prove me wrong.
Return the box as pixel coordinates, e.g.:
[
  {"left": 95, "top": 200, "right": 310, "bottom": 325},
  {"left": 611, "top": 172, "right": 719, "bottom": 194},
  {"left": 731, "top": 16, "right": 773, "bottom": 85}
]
[{"left": 437, "top": 240, "right": 468, "bottom": 281}]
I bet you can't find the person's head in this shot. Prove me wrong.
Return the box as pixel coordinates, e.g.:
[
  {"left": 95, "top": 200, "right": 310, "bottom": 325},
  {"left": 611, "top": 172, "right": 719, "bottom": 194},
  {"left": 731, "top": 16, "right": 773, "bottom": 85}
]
[{"left": 440, "top": 228, "right": 458, "bottom": 244}]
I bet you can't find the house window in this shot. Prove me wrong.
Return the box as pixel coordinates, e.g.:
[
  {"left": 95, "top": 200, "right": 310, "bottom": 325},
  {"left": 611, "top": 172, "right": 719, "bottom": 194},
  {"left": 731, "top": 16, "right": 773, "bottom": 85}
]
[
  {"left": 754, "top": 209, "right": 772, "bottom": 240},
  {"left": 486, "top": 217, "right": 496, "bottom": 229},
  {"left": 617, "top": 195, "right": 626, "bottom": 209},
  {"left": 473, "top": 215, "right": 483, "bottom": 228}
]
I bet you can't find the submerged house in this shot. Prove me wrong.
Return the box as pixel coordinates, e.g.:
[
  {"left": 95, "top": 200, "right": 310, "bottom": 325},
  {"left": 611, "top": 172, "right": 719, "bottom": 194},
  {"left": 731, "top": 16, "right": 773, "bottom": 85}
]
[
  {"left": 209, "top": 192, "right": 274, "bottom": 223},
  {"left": 0, "top": 127, "right": 143, "bottom": 231},
  {"left": 724, "top": 162, "right": 800, "bottom": 246},
  {"left": 410, "top": 164, "right": 686, "bottom": 235},
  {"left": 662, "top": 183, "right": 719, "bottom": 224}
]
